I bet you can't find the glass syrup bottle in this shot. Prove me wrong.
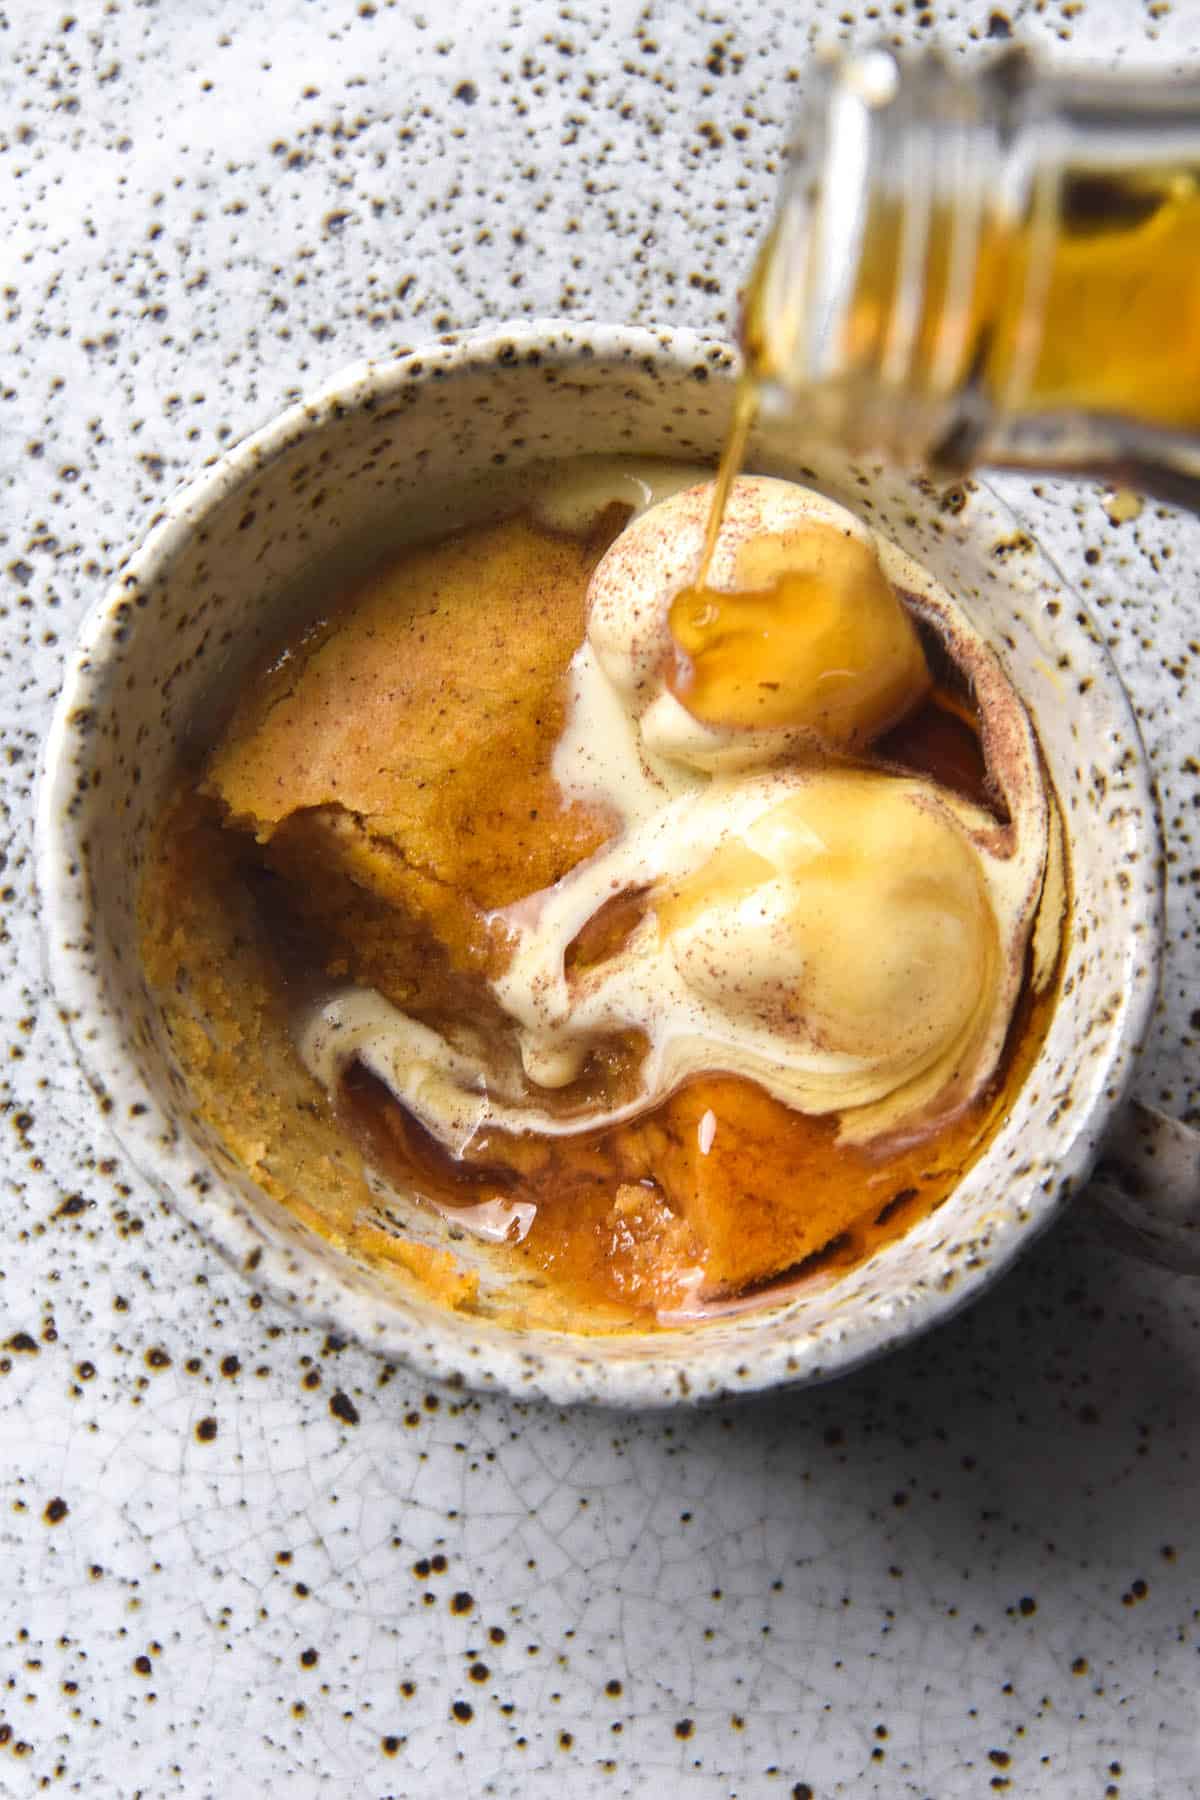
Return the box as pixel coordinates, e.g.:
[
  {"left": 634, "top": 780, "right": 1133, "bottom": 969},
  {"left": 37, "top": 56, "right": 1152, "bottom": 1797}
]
[{"left": 740, "top": 45, "right": 1200, "bottom": 509}]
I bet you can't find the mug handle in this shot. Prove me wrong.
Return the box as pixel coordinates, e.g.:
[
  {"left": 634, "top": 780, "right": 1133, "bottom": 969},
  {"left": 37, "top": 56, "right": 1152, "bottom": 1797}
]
[{"left": 1086, "top": 1100, "right": 1200, "bottom": 1273}]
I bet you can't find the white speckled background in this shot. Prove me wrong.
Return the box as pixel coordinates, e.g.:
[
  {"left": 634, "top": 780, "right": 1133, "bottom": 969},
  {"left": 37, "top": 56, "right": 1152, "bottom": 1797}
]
[{"left": 3, "top": 1, "right": 1199, "bottom": 1794}]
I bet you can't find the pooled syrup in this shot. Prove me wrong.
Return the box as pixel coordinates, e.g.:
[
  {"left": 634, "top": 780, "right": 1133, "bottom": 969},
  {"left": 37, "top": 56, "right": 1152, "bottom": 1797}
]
[{"left": 336, "top": 664, "right": 1046, "bottom": 1326}]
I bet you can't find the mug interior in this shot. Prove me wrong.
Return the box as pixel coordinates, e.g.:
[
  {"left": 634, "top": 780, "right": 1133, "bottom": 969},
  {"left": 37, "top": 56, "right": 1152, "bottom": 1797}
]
[{"left": 36, "top": 321, "right": 1162, "bottom": 1406}]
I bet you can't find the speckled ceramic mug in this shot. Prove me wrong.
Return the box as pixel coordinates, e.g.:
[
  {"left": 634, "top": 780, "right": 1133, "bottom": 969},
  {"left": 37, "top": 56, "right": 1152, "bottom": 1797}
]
[{"left": 36, "top": 320, "right": 1169, "bottom": 1407}]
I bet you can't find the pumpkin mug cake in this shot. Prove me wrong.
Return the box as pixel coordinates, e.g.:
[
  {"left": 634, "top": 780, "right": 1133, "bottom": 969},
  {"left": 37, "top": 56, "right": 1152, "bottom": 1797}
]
[{"left": 139, "top": 456, "right": 1066, "bottom": 1332}]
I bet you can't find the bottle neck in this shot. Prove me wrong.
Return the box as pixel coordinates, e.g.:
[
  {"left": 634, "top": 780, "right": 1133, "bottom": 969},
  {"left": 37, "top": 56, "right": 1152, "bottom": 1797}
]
[{"left": 746, "top": 48, "right": 1200, "bottom": 501}]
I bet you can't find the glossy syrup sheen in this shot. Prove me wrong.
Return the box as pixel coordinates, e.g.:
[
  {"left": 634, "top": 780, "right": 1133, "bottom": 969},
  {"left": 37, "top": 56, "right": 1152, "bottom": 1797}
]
[{"left": 344, "top": 947, "right": 1055, "bottom": 1326}]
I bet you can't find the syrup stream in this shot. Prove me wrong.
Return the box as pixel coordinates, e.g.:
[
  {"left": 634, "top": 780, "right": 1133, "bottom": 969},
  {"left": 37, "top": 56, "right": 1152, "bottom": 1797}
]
[{"left": 695, "top": 380, "right": 759, "bottom": 587}]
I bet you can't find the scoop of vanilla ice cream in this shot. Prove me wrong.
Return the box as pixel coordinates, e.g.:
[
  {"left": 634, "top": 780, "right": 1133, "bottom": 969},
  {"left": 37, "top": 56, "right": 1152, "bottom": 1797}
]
[
  {"left": 663, "top": 773, "right": 997, "bottom": 1074},
  {"left": 585, "top": 475, "right": 930, "bottom": 774}
]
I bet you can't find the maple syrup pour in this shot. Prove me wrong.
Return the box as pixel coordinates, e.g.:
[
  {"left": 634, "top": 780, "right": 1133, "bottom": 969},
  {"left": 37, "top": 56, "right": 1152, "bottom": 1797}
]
[{"left": 696, "top": 380, "right": 758, "bottom": 589}]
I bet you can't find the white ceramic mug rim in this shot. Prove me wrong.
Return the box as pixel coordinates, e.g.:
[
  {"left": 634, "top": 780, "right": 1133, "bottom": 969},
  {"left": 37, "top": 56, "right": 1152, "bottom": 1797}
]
[{"left": 34, "top": 317, "right": 1164, "bottom": 1407}]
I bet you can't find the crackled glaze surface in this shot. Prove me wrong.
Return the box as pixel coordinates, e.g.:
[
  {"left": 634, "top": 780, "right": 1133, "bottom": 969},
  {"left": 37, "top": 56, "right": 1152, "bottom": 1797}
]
[{"left": 5, "top": 1, "right": 1200, "bottom": 1795}]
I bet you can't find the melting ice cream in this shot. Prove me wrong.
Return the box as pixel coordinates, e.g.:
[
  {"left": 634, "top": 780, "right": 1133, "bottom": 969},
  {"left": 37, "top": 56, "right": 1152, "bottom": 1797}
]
[{"left": 298, "top": 476, "right": 1052, "bottom": 1156}]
